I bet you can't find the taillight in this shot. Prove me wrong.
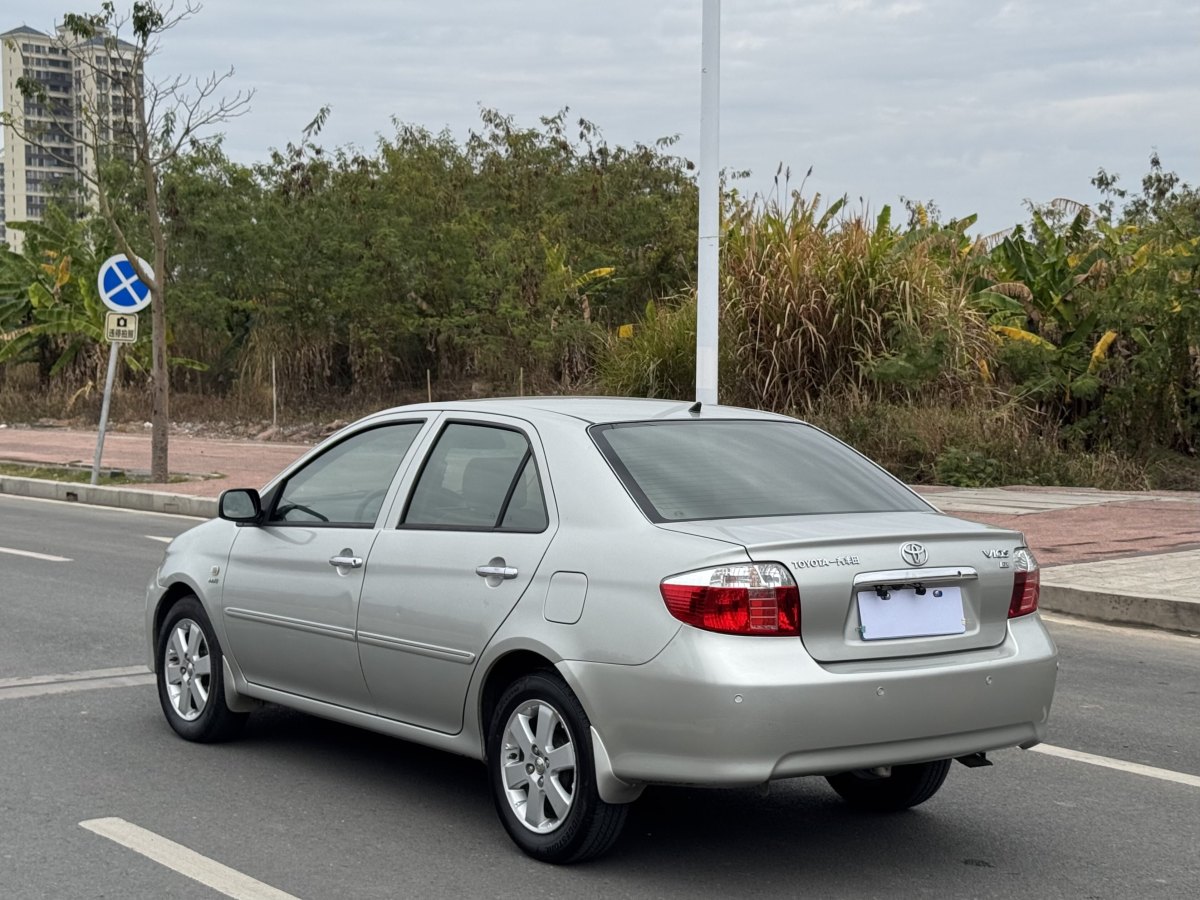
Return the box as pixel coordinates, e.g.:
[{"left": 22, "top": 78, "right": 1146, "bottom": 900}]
[
  {"left": 660, "top": 563, "right": 800, "bottom": 636},
  {"left": 1008, "top": 547, "right": 1040, "bottom": 618}
]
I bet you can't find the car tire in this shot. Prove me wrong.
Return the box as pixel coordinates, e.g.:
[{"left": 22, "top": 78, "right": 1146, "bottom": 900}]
[
  {"left": 487, "top": 671, "right": 628, "bottom": 863},
  {"left": 155, "top": 594, "right": 248, "bottom": 743},
  {"left": 825, "top": 759, "right": 951, "bottom": 811}
]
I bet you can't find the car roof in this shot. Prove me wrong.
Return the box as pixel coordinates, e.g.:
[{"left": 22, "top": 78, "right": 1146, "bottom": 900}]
[{"left": 369, "top": 396, "right": 796, "bottom": 426}]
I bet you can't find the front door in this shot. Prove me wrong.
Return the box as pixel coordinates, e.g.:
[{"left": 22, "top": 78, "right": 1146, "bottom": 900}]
[{"left": 220, "top": 421, "right": 425, "bottom": 710}]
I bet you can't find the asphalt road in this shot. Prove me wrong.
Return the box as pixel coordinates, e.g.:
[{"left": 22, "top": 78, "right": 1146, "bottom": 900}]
[{"left": 1, "top": 495, "right": 1197, "bottom": 899}]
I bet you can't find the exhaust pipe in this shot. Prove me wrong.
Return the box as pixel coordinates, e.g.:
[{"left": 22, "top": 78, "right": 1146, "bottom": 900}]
[{"left": 955, "top": 752, "right": 992, "bottom": 768}]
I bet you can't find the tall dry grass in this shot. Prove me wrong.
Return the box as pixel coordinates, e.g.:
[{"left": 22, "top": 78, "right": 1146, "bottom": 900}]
[
  {"left": 721, "top": 194, "right": 993, "bottom": 411},
  {"left": 601, "top": 193, "right": 997, "bottom": 413}
]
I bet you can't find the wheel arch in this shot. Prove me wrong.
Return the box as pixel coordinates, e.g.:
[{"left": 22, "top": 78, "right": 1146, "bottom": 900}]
[
  {"left": 477, "top": 649, "right": 558, "bottom": 752},
  {"left": 474, "top": 647, "right": 643, "bottom": 805},
  {"left": 149, "top": 580, "right": 205, "bottom": 672}
]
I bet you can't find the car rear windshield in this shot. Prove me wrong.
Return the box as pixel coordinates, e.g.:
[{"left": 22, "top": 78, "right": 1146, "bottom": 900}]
[{"left": 591, "top": 420, "right": 929, "bottom": 522}]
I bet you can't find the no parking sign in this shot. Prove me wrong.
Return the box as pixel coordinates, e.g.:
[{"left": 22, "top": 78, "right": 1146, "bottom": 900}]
[{"left": 96, "top": 254, "right": 154, "bottom": 314}]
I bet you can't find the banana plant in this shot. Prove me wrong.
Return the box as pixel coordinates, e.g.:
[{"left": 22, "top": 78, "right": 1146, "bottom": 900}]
[
  {"left": 1, "top": 208, "right": 206, "bottom": 386},
  {"left": 0, "top": 211, "right": 108, "bottom": 378},
  {"left": 971, "top": 203, "right": 1120, "bottom": 404}
]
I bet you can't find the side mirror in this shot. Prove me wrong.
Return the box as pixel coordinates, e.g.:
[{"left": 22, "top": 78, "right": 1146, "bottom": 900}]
[{"left": 219, "top": 488, "right": 262, "bottom": 524}]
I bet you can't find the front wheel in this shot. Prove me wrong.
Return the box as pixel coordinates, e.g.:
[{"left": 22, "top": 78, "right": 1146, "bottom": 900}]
[
  {"left": 825, "top": 759, "right": 951, "bottom": 811},
  {"left": 156, "top": 595, "right": 247, "bottom": 743},
  {"left": 487, "top": 672, "right": 628, "bottom": 863}
]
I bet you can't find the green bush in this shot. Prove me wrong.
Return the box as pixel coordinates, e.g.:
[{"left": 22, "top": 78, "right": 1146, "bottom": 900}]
[
  {"left": 596, "top": 299, "right": 700, "bottom": 400},
  {"left": 804, "top": 398, "right": 1149, "bottom": 489}
]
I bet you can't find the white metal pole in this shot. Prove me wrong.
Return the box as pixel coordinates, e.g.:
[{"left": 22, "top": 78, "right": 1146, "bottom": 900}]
[
  {"left": 696, "top": 0, "right": 721, "bottom": 405},
  {"left": 91, "top": 341, "right": 120, "bottom": 485}
]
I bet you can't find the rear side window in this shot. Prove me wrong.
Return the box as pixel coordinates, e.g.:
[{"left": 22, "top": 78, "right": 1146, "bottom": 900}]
[
  {"left": 402, "top": 423, "right": 548, "bottom": 531},
  {"left": 592, "top": 420, "right": 928, "bottom": 522}
]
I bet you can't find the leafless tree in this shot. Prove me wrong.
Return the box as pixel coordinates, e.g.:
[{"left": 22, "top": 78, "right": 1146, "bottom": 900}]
[{"left": 1, "top": 1, "right": 251, "bottom": 481}]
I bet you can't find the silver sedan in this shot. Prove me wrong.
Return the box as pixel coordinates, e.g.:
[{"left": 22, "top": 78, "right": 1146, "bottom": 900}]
[{"left": 146, "top": 398, "right": 1058, "bottom": 863}]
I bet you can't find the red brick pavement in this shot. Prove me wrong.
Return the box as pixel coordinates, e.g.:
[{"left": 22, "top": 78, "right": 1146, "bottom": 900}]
[
  {"left": 950, "top": 501, "right": 1200, "bottom": 568},
  {"left": 0, "top": 427, "right": 311, "bottom": 498}
]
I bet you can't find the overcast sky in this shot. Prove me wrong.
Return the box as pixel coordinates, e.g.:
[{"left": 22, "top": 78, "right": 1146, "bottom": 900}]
[{"left": 6, "top": 0, "right": 1199, "bottom": 233}]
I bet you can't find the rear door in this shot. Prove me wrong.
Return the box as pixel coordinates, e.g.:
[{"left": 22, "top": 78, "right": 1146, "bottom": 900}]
[{"left": 357, "top": 416, "right": 556, "bottom": 733}]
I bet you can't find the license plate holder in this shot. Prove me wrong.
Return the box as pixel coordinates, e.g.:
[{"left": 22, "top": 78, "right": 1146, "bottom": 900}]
[{"left": 857, "top": 586, "right": 965, "bottom": 641}]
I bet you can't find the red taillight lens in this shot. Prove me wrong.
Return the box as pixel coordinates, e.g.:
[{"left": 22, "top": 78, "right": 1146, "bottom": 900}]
[
  {"left": 660, "top": 563, "right": 800, "bottom": 635},
  {"left": 1008, "top": 548, "right": 1040, "bottom": 618}
]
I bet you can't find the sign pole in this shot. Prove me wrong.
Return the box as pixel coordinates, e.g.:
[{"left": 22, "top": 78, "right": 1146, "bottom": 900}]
[
  {"left": 93, "top": 253, "right": 154, "bottom": 486},
  {"left": 91, "top": 340, "right": 120, "bottom": 485}
]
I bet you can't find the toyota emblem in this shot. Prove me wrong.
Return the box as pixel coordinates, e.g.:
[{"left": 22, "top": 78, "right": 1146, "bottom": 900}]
[{"left": 900, "top": 542, "right": 928, "bottom": 567}]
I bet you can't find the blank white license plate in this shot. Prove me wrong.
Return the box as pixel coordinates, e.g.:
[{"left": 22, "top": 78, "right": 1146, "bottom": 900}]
[{"left": 856, "top": 586, "right": 966, "bottom": 641}]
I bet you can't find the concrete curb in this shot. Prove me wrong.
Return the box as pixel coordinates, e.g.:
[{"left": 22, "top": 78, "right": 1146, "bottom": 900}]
[
  {"left": 0, "top": 475, "right": 216, "bottom": 518},
  {"left": 1040, "top": 584, "right": 1200, "bottom": 634}
]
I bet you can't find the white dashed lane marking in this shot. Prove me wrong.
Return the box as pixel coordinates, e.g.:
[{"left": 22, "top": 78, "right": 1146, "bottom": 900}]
[
  {"left": 80, "top": 818, "right": 300, "bottom": 900},
  {"left": 146, "top": 535, "right": 173, "bottom": 543},
  {"left": 0, "top": 666, "right": 153, "bottom": 700},
  {"left": 0, "top": 545, "right": 72, "bottom": 562},
  {"left": 1028, "top": 744, "right": 1200, "bottom": 789}
]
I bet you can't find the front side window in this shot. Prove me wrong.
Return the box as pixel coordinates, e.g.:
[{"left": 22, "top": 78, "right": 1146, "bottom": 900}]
[
  {"left": 269, "top": 422, "right": 424, "bottom": 526},
  {"left": 592, "top": 420, "right": 929, "bottom": 522},
  {"left": 403, "top": 423, "right": 548, "bottom": 531}
]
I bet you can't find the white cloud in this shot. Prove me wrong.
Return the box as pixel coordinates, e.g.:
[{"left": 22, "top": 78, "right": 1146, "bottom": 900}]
[{"left": 882, "top": 3, "right": 926, "bottom": 20}]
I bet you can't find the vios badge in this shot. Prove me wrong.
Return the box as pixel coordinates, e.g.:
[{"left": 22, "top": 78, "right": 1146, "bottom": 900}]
[{"left": 900, "top": 541, "right": 929, "bottom": 567}]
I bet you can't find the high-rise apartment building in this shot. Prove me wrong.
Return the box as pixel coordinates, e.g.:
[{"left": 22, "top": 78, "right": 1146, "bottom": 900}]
[{"left": 1, "top": 23, "right": 141, "bottom": 252}]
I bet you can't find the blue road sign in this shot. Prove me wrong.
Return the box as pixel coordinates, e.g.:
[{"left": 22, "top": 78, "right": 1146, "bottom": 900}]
[{"left": 97, "top": 254, "right": 154, "bottom": 314}]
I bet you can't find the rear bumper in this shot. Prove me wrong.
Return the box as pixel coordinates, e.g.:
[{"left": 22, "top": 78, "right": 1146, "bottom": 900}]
[{"left": 560, "top": 614, "right": 1057, "bottom": 787}]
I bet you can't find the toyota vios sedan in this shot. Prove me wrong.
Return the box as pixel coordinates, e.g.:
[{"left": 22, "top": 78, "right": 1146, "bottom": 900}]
[{"left": 146, "top": 398, "right": 1057, "bottom": 863}]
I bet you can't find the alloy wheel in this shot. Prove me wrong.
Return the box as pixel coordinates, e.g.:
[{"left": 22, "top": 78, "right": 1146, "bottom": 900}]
[
  {"left": 162, "top": 618, "right": 212, "bottom": 722},
  {"left": 500, "top": 699, "right": 577, "bottom": 833}
]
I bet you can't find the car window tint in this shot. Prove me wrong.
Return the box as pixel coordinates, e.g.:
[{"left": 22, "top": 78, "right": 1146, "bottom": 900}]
[
  {"left": 593, "top": 421, "right": 928, "bottom": 522},
  {"left": 404, "top": 423, "right": 543, "bottom": 529},
  {"left": 499, "top": 455, "right": 549, "bottom": 531},
  {"left": 270, "top": 423, "right": 423, "bottom": 526}
]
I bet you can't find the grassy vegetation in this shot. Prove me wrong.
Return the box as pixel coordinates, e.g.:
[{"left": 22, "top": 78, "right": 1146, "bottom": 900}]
[
  {"left": 0, "top": 462, "right": 164, "bottom": 485},
  {"left": 599, "top": 173, "right": 1199, "bottom": 490},
  {"left": 804, "top": 399, "right": 1149, "bottom": 490},
  {"left": 1, "top": 114, "right": 1196, "bottom": 490}
]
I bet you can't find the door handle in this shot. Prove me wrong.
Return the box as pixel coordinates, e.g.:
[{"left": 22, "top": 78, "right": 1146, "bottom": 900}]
[
  {"left": 476, "top": 565, "right": 518, "bottom": 580},
  {"left": 329, "top": 555, "right": 363, "bottom": 569}
]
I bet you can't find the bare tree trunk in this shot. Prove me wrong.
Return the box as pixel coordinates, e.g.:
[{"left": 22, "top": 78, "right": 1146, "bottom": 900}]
[
  {"left": 150, "top": 281, "right": 169, "bottom": 482},
  {"left": 140, "top": 76, "right": 170, "bottom": 483}
]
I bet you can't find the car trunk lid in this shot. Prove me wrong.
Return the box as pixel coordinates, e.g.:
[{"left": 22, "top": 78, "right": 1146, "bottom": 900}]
[{"left": 658, "top": 511, "right": 1026, "bottom": 662}]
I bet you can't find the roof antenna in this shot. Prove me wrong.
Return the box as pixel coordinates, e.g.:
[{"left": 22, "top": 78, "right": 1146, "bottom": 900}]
[{"left": 688, "top": 400, "right": 702, "bottom": 415}]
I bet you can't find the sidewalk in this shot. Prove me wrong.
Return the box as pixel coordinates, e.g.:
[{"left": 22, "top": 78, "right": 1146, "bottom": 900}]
[
  {"left": 0, "top": 427, "right": 310, "bottom": 514},
  {"left": 2, "top": 426, "right": 1197, "bottom": 634},
  {"left": 915, "top": 485, "right": 1200, "bottom": 634}
]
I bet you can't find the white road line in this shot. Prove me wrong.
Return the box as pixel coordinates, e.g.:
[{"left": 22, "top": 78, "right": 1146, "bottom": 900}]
[
  {"left": 145, "top": 535, "right": 173, "bottom": 543},
  {"left": 80, "top": 818, "right": 300, "bottom": 900},
  {"left": 0, "top": 665, "right": 153, "bottom": 700},
  {"left": 0, "top": 545, "right": 72, "bottom": 562},
  {"left": 1029, "top": 744, "right": 1200, "bottom": 788}
]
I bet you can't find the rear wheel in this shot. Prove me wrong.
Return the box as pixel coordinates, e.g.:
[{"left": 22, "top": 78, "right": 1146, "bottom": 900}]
[
  {"left": 156, "top": 595, "right": 247, "bottom": 742},
  {"left": 487, "top": 672, "right": 628, "bottom": 863},
  {"left": 825, "top": 759, "right": 951, "bottom": 811}
]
